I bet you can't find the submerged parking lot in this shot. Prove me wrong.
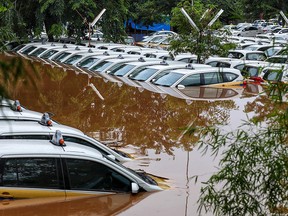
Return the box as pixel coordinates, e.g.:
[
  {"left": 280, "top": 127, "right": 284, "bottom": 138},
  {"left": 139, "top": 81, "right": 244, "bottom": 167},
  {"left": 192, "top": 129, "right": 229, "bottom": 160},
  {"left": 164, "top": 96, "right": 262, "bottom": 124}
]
[{"left": 1, "top": 54, "right": 287, "bottom": 215}]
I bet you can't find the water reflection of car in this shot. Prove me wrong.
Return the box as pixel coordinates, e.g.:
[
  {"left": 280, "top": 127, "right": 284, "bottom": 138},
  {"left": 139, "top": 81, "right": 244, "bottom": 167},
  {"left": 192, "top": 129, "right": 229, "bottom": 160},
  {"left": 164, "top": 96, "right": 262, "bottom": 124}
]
[
  {"left": 159, "top": 86, "right": 244, "bottom": 102},
  {"left": 0, "top": 133, "right": 162, "bottom": 199},
  {"left": 0, "top": 192, "right": 151, "bottom": 216}
]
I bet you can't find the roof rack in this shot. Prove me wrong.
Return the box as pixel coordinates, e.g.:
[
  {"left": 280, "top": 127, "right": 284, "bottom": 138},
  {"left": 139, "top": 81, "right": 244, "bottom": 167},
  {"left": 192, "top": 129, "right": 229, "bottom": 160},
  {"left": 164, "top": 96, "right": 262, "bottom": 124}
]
[
  {"left": 39, "top": 112, "right": 52, "bottom": 126},
  {"left": 11, "top": 100, "right": 22, "bottom": 112},
  {"left": 50, "top": 130, "right": 65, "bottom": 146}
]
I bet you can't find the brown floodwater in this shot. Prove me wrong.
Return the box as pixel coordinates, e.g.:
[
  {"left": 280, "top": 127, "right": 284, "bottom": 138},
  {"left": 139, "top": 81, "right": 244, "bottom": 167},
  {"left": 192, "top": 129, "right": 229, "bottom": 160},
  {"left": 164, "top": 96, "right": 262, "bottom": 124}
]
[{"left": 1, "top": 54, "right": 286, "bottom": 215}]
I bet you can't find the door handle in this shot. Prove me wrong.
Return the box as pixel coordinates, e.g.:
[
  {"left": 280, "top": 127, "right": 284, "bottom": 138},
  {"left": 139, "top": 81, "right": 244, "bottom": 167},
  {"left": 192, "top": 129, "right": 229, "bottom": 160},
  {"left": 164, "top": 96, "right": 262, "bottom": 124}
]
[{"left": 1, "top": 192, "right": 14, "bottom": 199}]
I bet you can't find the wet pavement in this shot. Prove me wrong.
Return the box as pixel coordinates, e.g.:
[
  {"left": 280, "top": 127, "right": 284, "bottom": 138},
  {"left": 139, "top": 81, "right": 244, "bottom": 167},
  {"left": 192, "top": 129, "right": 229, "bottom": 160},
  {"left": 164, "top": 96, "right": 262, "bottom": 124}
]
[{"left": 0, "top": 54, "right": 280, "bottom": 215}]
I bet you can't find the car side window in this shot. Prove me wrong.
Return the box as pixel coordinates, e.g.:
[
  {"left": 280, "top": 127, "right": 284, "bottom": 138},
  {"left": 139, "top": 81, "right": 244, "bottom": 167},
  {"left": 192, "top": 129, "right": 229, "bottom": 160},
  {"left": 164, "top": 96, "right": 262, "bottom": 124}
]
[
  {"left": 216, "top": 62, "right": 230, "bottom": 68},
  {"left": 223, "top": 72, "right": 239, "bottom": 82},
  {"left": 234, "top": 64, "right": 245, "bottom": 71},
  {"left": 263, "top": 71, "right": 282, "bottom": 81},
  {"left": 179, "top": 73, "right": 201, "bottom": 86},
  {"left": 206, "top": 61, "right": 218, "bottom": 67},
  {"left": 203, "top": 72, "right": 223, "bottom": 85},
  {"left": 0, "top": 158, "right": 61, "bottom": 189},
  {"left": 65, "top": 158, "right": 131, "bottom": 192}
]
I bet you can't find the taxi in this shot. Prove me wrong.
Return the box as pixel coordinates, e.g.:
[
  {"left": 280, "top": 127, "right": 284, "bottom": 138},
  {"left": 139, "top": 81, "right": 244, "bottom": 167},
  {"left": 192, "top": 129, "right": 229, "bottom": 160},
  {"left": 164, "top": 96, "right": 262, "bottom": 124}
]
[
  {"left": 0, "top": 131, "right": 162, "bottom": 199},
  {"left": 0, "top": 115, "right": 132, "bottom": 163},
  {"left": 0, "top": 100, "right": 57, "bottom": 123}
]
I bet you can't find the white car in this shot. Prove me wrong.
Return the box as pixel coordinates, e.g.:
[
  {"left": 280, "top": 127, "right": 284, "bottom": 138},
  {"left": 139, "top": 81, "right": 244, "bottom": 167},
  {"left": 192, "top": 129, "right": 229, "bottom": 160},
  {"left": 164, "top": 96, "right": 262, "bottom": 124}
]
[
  {"left": 205, "top": 58, "right": 265, "bottom": 72},
  {"left": 0, "top": 100, "right": 58, "bottom": 123},
  {"left": 142, "top": 30, "right": 177, "bottom": 39},
  {"left": 232, "top": 25, "right": 263, "bottom": 37},
  {"left": 227, "top": 50, "right": 267, "bottom": 61},
  {"left": 0, "top": 120, "right": 132, "bottom": 163},
  {"left": 128, "top": 62, "right": 210, "bottom": 83},
  {"left": 151, "top": 67, "right": 244, "bottom": 88},
  {"left": 0, "top": 132, "right": 162, "bottom": 199},
  {"left": 259, "top": 66, "right": 288, "bottom": 83}
]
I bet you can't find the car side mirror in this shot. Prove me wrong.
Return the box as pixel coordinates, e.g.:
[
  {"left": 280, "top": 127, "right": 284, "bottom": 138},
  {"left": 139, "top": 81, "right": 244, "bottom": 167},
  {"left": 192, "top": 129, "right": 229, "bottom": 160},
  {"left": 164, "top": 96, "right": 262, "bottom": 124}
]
[
  {"left": 131, "top": 182, "right": 140, "bottom": 194},
  {"left": 177, "top": 84, "right": 185, "bottom": 90},
  {"left": 107, "top": 155, "right": 116, "bottom": 161}
]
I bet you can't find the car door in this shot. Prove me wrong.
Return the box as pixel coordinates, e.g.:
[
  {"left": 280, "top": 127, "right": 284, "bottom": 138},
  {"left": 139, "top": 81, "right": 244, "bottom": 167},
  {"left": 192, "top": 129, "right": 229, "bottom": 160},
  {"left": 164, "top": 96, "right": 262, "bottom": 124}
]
[
  {"left": 0, "top": 157, "right": 65, "bottom": 199},
  {"left": 63, "top": 158, "right": 133, "bottom": 197}
]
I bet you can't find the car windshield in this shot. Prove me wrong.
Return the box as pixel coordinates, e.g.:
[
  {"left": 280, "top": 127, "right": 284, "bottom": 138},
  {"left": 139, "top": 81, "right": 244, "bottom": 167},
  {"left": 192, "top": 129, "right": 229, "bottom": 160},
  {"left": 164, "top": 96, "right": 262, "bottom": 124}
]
[
  {"left": 90, "top": 61, "right": 113, "bottom": 72},
  {"left": 263, "top": 70, "right": 283, "bottom": 81},
  {"left": 63, "top": 55, "right": 83, "bottom": 65},
  {"left": 30, "top": 48, "right": 47, "bottom": 56},
  {"left": 152, "top": 71, "right": 183, "bottom": 86},
  {"left": 22, "top": 46, "right": 37, "bottom": 54},
  {"left": 228, "top": 52, "right": 244, "bottom": 59},
  {"left": 52, "top": 52, "right": 71, "bottom": 62},
  {"left": 78, "top": 58, "right": 100, "bottom": 68},
  {"left": 103, "top": 154, "right": 158, "bottom": 185},
  {"left": 129, "top": 68, "right": 158, "bottom": 81},
  {"left": 266, "top": 57, "right": 287, "bottom": 63},
  {"left": 265, "top": 47, "right": 282, "bottom": 57},
  {"left": 244, "top": 46, "right": 258, "bottom": 51},
  {"left": 41, "top": 50, "right": 59, "bottom": 59},
  {"left": 110, "top": 64, "right": 135, "bottom": 76},
  {"left": 246, "top": 53, "right": 266, "bottom": 61}
]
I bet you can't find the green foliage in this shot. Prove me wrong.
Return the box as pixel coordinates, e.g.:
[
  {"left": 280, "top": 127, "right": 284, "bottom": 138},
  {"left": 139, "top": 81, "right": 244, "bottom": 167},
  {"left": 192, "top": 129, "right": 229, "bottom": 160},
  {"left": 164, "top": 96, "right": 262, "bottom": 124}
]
[
  {"left": 0, "top": 27, "right": 16, "bottom": 51},
  {"left": 169, "top": 0, "right": 233, "bottom": 63},
  {"left": 186, "top": 82, "right": 288, "bottom": 215},
  {"left": 48, "top": 24, "right": 65, "bottom": 39}
]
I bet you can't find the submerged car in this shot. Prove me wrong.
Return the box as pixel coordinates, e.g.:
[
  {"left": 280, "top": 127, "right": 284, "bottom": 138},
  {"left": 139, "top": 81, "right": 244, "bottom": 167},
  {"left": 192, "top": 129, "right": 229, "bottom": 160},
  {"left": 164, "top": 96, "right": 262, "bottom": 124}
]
[
  {"left": 151, "top": 67, "right": 244, "bottom": 88},
  {"left": 0, "top": 132, "right": 162, "bottom": 199},
  {"left": 0, "top": 100, "right": 57, "bottom": 123},
  {"left": 259, "top": 66, "right": 288, "bottom": 83},
  {"left": 0, "top": 120, "right": 132, "bottom": 163}
]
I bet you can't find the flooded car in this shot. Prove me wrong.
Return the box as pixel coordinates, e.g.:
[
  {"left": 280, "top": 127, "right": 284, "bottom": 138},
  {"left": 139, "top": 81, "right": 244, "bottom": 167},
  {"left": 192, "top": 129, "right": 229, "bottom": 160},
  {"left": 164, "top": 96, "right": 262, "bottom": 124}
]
[
  {"left": 0, "top": 132, "right": 162, "bottom": 199},
  {"left": 0, "top": 119, "right": 132, "bottom": 163}
]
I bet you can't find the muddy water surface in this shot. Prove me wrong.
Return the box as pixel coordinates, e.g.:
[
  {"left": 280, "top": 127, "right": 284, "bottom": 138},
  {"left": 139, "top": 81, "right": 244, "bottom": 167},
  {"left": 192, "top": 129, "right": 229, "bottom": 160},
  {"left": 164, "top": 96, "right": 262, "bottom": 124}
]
[{"left": 1, "top": 55, "right": 269, "bottom": 215}]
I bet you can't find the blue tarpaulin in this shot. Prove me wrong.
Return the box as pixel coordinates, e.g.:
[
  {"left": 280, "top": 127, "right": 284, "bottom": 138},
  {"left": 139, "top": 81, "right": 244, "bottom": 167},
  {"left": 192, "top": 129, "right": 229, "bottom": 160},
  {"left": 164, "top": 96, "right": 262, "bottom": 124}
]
[{"left": 126, "top": 19, "right": 170, "bottom": 31}]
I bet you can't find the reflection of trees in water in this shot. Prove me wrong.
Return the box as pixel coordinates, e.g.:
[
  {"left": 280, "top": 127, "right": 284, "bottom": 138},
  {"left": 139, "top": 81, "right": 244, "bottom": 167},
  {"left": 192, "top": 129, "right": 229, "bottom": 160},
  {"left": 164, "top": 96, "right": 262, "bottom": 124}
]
[
  {"left": 194, "top": 84, "right": 288, "bottom": 215},
  {"left": 12, "top": 61, "right": 239, "bottom": 156}
]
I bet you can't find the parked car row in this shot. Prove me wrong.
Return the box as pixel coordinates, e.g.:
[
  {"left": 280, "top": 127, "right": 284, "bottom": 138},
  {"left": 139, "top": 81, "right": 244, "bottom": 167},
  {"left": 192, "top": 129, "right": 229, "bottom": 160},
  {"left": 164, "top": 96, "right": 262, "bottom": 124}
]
[
  {"left": 12, "top": 41, "right": 246, "bottom": 94},
  {"left": 0, "top": 99, "right": 165, "bottom": 199},
  {"left": 10, "top": 32, "right": 288, "bottom": 103}
]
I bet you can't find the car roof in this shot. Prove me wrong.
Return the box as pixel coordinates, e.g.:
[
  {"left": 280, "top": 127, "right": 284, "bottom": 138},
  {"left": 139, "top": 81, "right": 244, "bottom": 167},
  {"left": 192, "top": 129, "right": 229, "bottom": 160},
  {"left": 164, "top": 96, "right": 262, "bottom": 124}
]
[
  {"left": 0, "top": 120, "right": 83, "bottom": 135},
  {"left": 171, "top": 67, "right": 242, "bottom": 75},
  {"left": 0, "top": 106, "right": 57, "bottom": 123},
  {"left": 0, "top": 139, "right": 103, "bottom": 159},
  {"left": 143, "top": 61, "right": 187, "bottom": 69},
  {"left": 229, "top": 49, "right": 265, "bottom": 54},
  {"left": 98, "top": 55, "right": 142, "bottom": 63},
  {"left": 118, "top": 58, "right": 163, "bottom": 66}
]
